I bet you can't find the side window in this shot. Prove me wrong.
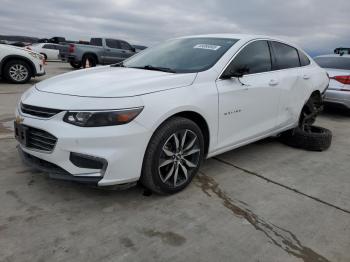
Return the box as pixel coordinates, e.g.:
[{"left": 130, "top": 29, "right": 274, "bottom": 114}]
[
  {"left": 120, "top": 41, "right": 132, "bottom": 51},
  {"left": 91, "top": 38, "right": 102, "bottom": 47},
  {"left": 271, "top": 41, "right": 300, "bottom": 70},
  {"left": 43, "top": 44, "right": 53, "bottom": 49},
  {"left": 299, "top": 50, "right": 311, "bottom": 66},
  {"left": 225, "top": 40, "right": 272, "bottom": 75},
  {"left": 106, "top": 39, "right": 121, "bottom": 49}
]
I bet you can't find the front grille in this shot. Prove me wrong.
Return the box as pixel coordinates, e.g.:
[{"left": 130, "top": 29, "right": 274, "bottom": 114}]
[
  {"left": 27, "top": 126, "right": 57, "bottom": 152},
  {"left": 21, "top": 103, "right": 62, "bottom": 118}
]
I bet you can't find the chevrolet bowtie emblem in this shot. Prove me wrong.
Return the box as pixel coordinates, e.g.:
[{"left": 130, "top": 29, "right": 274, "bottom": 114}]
[{"left": 15, "top": 116, "right": 24, "bottom": 124}]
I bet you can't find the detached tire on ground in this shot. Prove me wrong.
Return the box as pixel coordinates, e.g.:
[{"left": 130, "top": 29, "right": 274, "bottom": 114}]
[
  {"left": 141, "top": 117, "right": 204, "bottom": 195},
  {"left": 281, "top": 126, "right": 332, "bottom": 152}
]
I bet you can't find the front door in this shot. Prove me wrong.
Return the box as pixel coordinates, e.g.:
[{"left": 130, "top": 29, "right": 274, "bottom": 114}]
[
  {"left": 216, "top": 40, "right": 281, "bottom": 149},
  {"left": 104, "top": 39, "right": 124, "bottom": 64}
]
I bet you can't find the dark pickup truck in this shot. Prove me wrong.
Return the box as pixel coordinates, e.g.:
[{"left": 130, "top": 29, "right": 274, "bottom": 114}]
[{"left": 59, "top": 38, "right": 137, "bottom": 68}]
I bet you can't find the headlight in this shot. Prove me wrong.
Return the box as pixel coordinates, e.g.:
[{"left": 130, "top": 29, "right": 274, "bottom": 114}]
[
  {"left": 63, "top": 107, "right": 143, "bottom": 127},
  {"left": 28, "top": 52, "right": 42, "bottom": 60}
]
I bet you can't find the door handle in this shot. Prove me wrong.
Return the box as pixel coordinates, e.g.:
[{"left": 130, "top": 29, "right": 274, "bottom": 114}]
[
  {"left": 106, "top": 49, "right": 111, "bottom": 52},
  {"left": 303, "top": 74, "right": 310, "bottom": 80},
  {"left": 269, "top": 79, "right": 279, "bottom": 86}
]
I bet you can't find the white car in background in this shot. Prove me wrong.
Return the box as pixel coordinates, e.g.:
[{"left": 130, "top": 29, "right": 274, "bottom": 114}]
[
  {"left": 15, "top": 34, "right": 329, "bottom": 194},
  {"left": 314, "top": 54, "right": 350, "bottom": 109},
  {"left": 0, "top": 44, "right": 45, "bottom": 83},
  {"left": 27, "top": 43, "right": 60, "bottom": 61}
]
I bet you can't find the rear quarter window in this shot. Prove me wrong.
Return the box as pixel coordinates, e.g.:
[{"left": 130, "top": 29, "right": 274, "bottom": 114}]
[{"left": 299, "top": 51, "right": 311, "bottom": 66}]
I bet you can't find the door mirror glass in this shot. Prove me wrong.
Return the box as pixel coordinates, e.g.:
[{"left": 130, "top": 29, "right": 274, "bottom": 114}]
[{"left": 221, "top": 67, "right": 249, "bottom": 79}]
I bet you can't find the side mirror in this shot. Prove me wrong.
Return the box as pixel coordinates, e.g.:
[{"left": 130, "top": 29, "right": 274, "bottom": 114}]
[
  {"left": 221, "top": 67, "right": 248, "bottom": 79},
  {"left": 131, "top": 47, "right": 136, "bottom": 53}
]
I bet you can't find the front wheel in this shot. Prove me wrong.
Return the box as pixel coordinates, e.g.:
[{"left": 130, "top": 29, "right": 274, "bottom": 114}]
[
  {"left": 4, "top": 60, "right": 31, "bottom": 84},
  {"left": 141, "top": 117, "right": 205, "bottom": 194}
]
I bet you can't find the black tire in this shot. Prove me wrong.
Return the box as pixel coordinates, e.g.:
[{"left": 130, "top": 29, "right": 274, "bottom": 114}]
[
  {"left": 69, "top": 61, "right": 82, "bottom": 69},
  {"left": 299, "top": 94, "right": 323, "bottom": 129},
  {"left": 82, "top": 55, "right": 97, "bottom": 68},
  {"left": 141, "top": 117, "right": 205, "bottom": 194},
  {"left": 280, "top": 126, "right": 332, "bottom": 151},
  {"left": 3, "top": 59, "right": 32, "bottom": 84}
]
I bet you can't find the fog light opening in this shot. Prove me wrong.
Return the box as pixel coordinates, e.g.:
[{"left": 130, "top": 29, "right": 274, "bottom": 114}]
[{"left": 70, "top": 152, "right": 108, "bottom": 174}]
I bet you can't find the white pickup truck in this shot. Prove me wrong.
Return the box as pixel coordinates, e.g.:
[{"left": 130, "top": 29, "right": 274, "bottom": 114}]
[{"left": 0, "top": 44, "right": 45, "bottom": 84}]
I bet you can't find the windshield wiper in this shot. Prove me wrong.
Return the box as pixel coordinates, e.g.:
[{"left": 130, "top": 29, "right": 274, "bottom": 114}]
[
  {"left": 131, "top": 65, "right": 176, "bottom": 73},
  {"left": 111, "top": 62, "right": 125, "bottom": 67}
]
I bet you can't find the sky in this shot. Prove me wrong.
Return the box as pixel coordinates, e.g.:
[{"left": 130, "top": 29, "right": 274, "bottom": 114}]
[{"left": 0, "top": 0, "right": 349, "bottom": 56}]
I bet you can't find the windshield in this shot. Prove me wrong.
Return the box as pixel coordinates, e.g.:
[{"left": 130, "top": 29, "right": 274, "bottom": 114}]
[
  {"left": 123, "top": 37, "right": 238, "bottom": 73},
  {"left": 314, "top": 57, "right": 350, "bottom": 70}
]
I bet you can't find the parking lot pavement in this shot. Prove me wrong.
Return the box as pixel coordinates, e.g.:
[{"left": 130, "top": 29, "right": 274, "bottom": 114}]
[{"left": 0, "top": 62, "right": 349, "bottom": 262}]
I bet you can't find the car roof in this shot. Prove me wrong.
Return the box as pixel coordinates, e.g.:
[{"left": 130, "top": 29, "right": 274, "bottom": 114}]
[
  {"left": 179, "top": 33, "right": 285, "bottom": 42},
  {"left": 315, "top": 54, "right": 350, "bottom": 58},
  {"left": 177, "top": 33, "right": 303, "bottom": 50}
]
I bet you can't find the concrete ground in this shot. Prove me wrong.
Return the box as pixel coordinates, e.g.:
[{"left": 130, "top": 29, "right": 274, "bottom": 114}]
[{"left": 0, "top": 62, "right": 349, "bottom": 262}]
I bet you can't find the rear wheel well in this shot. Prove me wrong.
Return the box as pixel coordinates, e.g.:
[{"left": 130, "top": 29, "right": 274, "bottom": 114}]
[
  {"left": 40, "top": 53, "right": 47, "bottom": 60},
  {"left": 310, "top": 90, "right": 322, "bottom": 104},
  {"left": 82, "top": 53, "right": 98, "bottom": 64},
  {"left": 170, "top": 111, "right": 210, "bottom": 156}
]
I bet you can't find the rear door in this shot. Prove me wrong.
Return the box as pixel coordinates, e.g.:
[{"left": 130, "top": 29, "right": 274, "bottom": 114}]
[
  {"left": 269, "top": 41, "right": 304, "bottom": 128},
  {"left": 104, "top": 39, "right": 123, "bottom": 64},
  {"left": 42, "top": 44, "right": 59, "bottom": 60}
]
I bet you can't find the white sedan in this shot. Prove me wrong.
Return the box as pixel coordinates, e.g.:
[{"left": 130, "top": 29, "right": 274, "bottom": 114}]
[
  {"left": 314, "top": 54, "right": 350, "bottom": 109},
  {"left": 15, "top": 34, "right": 329, "bottom": 194},
  {"left": 27, "top": 43, "right": 60, "bottom": 61}
]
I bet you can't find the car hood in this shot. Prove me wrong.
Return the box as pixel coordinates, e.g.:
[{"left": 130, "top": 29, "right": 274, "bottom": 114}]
[{"left": 36, "top": 66, "right": 197, "bottom": 98}]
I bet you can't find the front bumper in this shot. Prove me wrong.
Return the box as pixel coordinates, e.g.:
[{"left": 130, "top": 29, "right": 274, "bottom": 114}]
[
  {"left": 35, "top": 71, "right": 46, "bottom": 77},
  {"left": 33, "top": 60, "right": 45, "bottom": 77},
  {"left": 15, "top": 109, "right": 151, "bottom": 187},
  {"left": 18, "top": 146, "right": 102, "bottom": 184},
  {"left": 324, "top": 89, "right": 350, "bottom": 109}
]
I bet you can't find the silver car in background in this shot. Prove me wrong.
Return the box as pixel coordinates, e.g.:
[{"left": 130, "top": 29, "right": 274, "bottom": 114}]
[{"left": 314, "top": 54, "right": 350, "bottom": 109}]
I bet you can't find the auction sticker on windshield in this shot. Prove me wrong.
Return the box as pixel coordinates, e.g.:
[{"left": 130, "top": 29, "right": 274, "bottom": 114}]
[{"left": 194, "top": 44, "right": 221, "bottom": 51}]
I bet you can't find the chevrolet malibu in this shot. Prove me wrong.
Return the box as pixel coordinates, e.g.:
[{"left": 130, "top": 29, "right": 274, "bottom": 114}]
[{"left": 15, "top": 34, "right": 329, "bottom": 194}]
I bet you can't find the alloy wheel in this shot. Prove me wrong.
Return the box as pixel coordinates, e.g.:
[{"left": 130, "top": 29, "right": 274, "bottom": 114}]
[
  {"left": 158, "top": 129, "right": 201, "bottom": 187},
  {"left": 9, "top": 64, "right": 29, "bottom": 82}
]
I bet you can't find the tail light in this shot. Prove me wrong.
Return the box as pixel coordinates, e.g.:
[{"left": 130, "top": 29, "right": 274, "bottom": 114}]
[
  {"left": 68, "top": 44, "right": 75, "bottom": 53},
  {"left": 330, "top": 75, "right": 350, "bottom": 91},
  {"left": 330, "top": 75, "right": 350, "bottom": 86}
]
